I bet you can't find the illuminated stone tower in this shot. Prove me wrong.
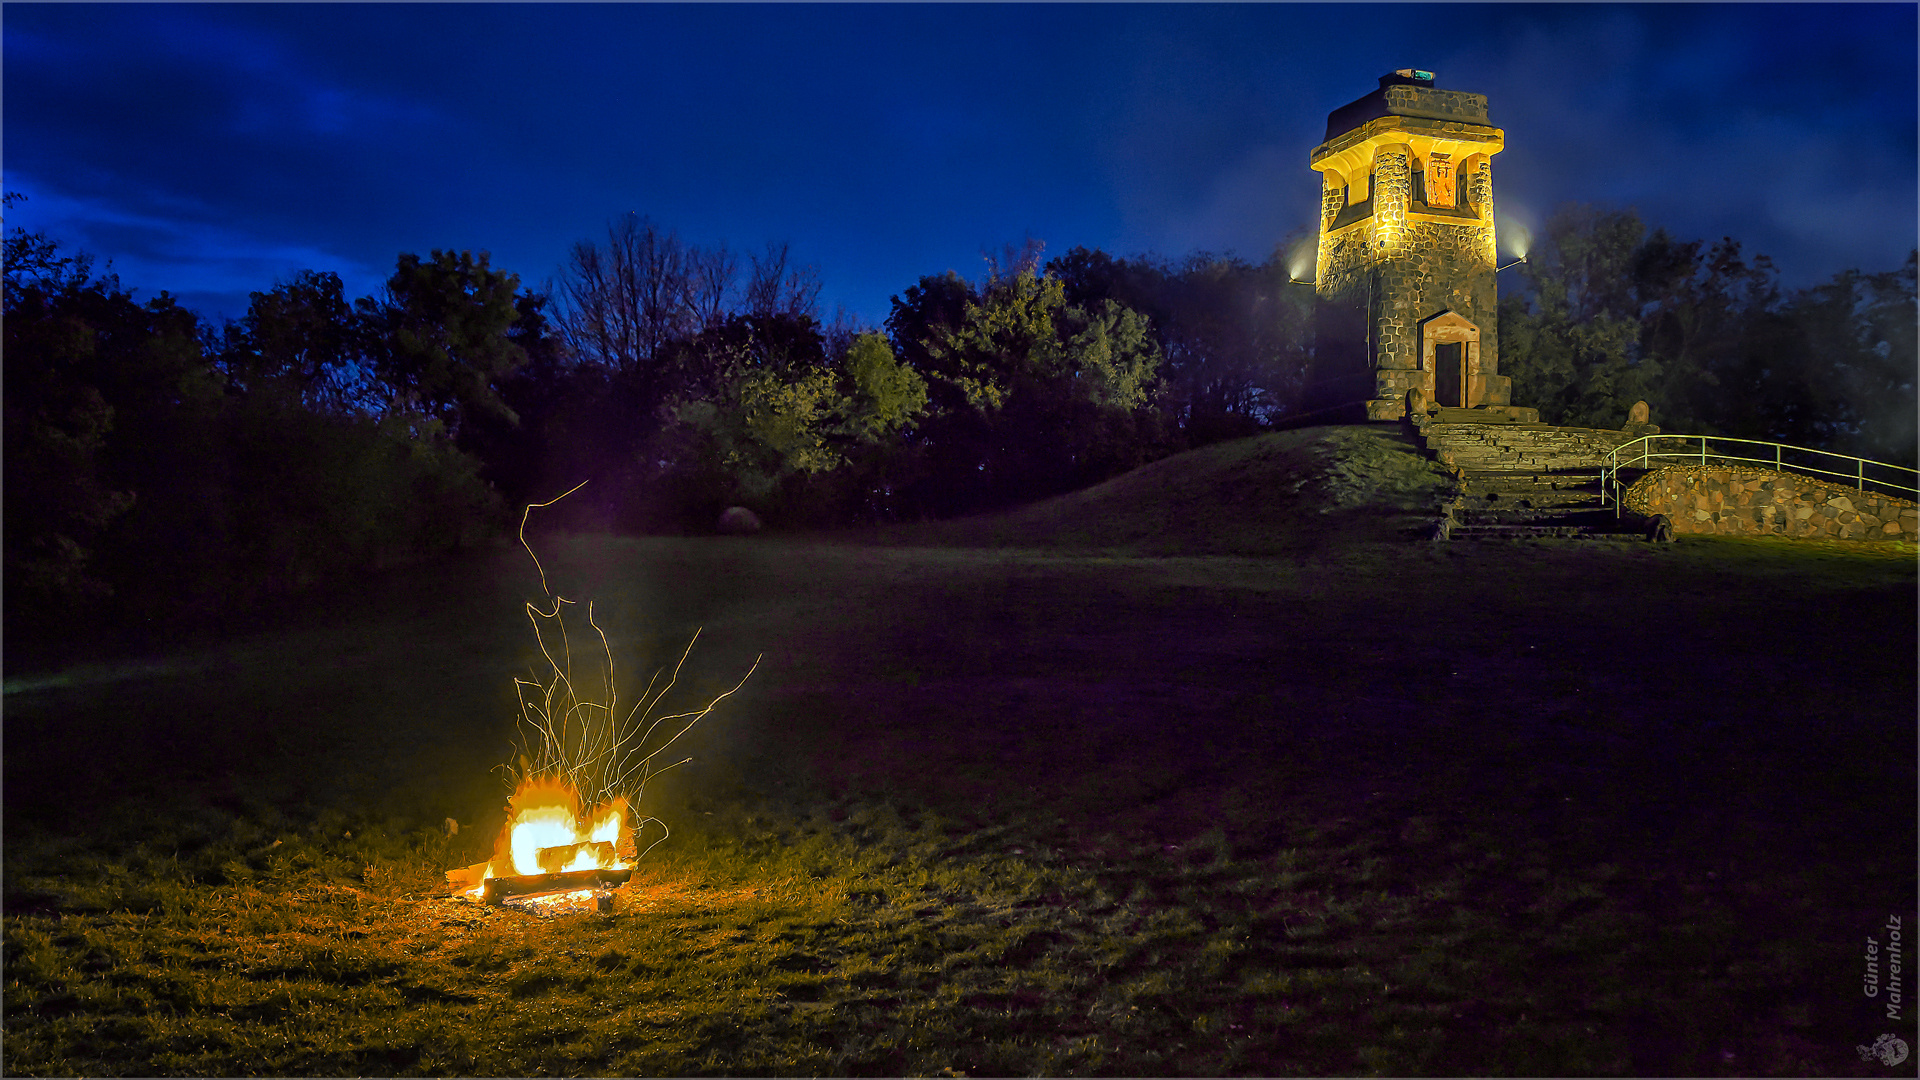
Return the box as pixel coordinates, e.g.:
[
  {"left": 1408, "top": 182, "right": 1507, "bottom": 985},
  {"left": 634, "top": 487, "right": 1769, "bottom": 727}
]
[{"left": 1308, "top": 69, "right": 1533, "bottom": 422}]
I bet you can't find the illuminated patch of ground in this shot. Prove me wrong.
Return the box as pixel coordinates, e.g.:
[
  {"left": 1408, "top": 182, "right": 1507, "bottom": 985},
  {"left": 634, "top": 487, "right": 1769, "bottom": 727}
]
[{"left": 4, "top": 433, "right": 1912, "bottom": 1076}]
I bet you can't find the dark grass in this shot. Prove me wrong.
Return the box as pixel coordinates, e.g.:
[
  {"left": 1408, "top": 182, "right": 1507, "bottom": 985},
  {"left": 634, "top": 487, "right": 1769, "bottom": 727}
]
[{"left": 6, "top": 428, "right": 1916, "bottom": 1076}]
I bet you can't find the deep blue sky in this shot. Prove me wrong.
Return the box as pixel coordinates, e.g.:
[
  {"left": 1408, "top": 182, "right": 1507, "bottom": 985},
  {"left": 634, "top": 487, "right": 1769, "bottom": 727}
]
[{"left": 5, "top": 4, "right": 1915, "bottom": 328}]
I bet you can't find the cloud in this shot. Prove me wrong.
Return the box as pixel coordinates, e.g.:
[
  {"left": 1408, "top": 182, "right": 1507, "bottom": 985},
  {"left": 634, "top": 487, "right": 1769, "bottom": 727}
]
[
  {"left": 6, "top": 179, "right": 387, "bottom": 319},
  {"left": 128, "top": 10, "right": 444, "bottom": 142},
  {"left": 1448, "top": 6, "right": 1916, "bottom": 285},
  {"left": 1131, "top": 144, "right": 1312, "bottom": 263}
]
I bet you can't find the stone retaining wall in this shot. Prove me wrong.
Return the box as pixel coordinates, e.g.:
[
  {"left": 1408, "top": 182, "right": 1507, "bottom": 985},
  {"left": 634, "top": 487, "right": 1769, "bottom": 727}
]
[{"left": 1622, "top": 465, "right": 1918, "bottom": 541}]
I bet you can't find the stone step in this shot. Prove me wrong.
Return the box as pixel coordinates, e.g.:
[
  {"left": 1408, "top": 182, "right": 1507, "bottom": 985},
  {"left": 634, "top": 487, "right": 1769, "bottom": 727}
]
[
  {"left": 1454, "top": 506, "right": 1613, "bottom": 528},
  {"left": 1458, "top": 469, "right": 1605, "bottom": 486},
  {"left": 1448, "top": 523, "right": 1646, "bottom": 541},
  {"left": 1441, "top": 474, "right": 1642, "bottom": 542},
  {"left": 1429, "top": 429, "right": 1614, "bottom": 441},
  {"left": 1425, "top": 407, "right": 1539, "bottom": 425},
  {"left": 1412, "top": 420, "right": 1662, "bottom": 542},
  {"left": 1456, "top": 494, "right": 1607, "bottom": 513},
  {"left": 1459, "top": 472, "right": 1604, "bottom": 489},
  {"left": 1441, "top": 453, "right": 1620, "bottom": 472},
  {"left": 1423, "top": 421, "right": 1626, "bottom": 437},
  {"left": 1420, "top": 423, "right": 1636, "bottom": 469},
  {"left": 1440, "top": 450, "right": 1614, "bottom": 466},
  {"left": 1445, "top": 457, "right": 1622, "bottom": 471},
  {"left": 1432, "top": 435, "right": 1615, "bottom": 451}
]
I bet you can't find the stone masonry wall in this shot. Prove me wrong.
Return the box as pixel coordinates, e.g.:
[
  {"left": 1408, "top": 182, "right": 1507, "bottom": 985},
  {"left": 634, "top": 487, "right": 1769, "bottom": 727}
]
[
  {"left": 1318, "top": 228, "right": 1372, "bottom": 301},
  {"left": 1381, "top": 85, "right": 1490, "bottom": 124},
  {"left": 1622, "top": 465, "right": 1919, "bottom": 541},
  {"left": 1375, "top": 219, "right": 1499, "bottom": 404},
  {"left": 1369, "top": 147, "right": 1414, "bottom": 376}
]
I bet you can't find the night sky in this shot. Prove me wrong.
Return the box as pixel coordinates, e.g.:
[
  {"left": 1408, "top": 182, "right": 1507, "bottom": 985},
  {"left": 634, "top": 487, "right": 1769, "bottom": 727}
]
[{"left": 5, "top": 3, "right": 1914, "bottom": 328}]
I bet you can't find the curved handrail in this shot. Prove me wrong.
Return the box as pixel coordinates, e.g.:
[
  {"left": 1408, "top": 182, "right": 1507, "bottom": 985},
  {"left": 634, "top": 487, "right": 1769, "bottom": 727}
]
[{"left": 1600, "top": 434, "right": 1919, "bottom": 517}]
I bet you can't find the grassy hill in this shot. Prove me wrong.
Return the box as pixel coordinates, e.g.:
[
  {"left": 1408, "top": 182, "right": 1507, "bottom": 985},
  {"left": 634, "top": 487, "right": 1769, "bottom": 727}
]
[{"left": 864, "top": 424, "right": 1454, "bottom": 555}]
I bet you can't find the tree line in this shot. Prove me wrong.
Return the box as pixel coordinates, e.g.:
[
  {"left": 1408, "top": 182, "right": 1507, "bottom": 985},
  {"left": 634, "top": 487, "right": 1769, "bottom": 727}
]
[
  {"left": 1500, "top": 204, "right": 1916, "bottom": 467},
  {"left": 6, "top": 193, "right": 1912, "bottom": 656}
]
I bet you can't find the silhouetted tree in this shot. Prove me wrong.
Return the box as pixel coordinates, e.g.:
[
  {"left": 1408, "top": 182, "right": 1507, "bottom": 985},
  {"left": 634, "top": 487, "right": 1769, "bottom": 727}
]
[
  {"left": 213, "top": 269, "right": 380, "bottom": 413},
  {"left": 3, "top": 218, "right": 510, "bottom": 657},
  {"left": 3, "top": 216, "right": 138, "bottom": 616},
  {"left": 362, "top": 249, "right": 529, "bottom": 440},
  {"left": 743, "top": 240, "right": 823, "bottom": 320},
  {"left": 558, "top": 214, "right": 698, "bottom": 374}
]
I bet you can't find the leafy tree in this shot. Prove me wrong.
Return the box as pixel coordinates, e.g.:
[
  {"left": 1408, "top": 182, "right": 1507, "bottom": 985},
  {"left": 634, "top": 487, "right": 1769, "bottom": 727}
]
[
  {"left": 1048, "top": 245, "right": 1311, "bottom": 444},
  {"left": 835, "top": 330, "right": 929, "bottom": 444},
  {"left": 3, "top": 192, "right": 96, "bottom": 292},
  {"left": 213, "top": 269, "right": 381, "bottom": 413},
  {"left": 886, "top": 263, "right": 1165, "bottom": 517},
  {"left": 2, "top": 244, "right": 233, "bottom": 634},
  {"left": 364, "top": 249, "right": 529, "bottom": 439},
  {"left": 3, "top": 215, "right": 510, "bottom": 656},
  {"left": 918, "top": 268, "right": 1158, "bottom": 414},
  {"left": 1500, "top": 206, "right": 1668, "bottom": 429},
  {"left": 1501, "top": 203, "right": 1916, "bottom": 464},
  {"left": 2, "top": 232, "right": 138, "bottom": 611},
  {"left": 816, "top": 331, "right": 932, "bottom": 523},
  {"left": 3, "top": 201, "right": 127, "bottom": 583},
  {"left": 452, "top": 286, "right": 588, "bottom": 511},
  {"left": 652, "top": 314, "right": 927, "bottom": 524},
  {"left": 1774, "top": 252, "right": 1917, "bottom": 466},
  {"left": 885, "top": 272, "right": 977, "bottom": 404}
]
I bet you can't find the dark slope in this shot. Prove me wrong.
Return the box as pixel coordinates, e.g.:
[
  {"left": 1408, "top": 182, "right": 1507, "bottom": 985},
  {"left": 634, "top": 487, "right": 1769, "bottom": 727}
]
[{"left": 863, "top": 424, "right": 1454, "bottom": 556}]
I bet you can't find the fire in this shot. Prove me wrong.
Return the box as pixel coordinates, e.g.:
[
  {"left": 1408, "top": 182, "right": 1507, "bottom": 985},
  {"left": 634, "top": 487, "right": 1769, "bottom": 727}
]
[
  {"left": 461, "top": 774, "right": 632, "bottom": 900},
  {"left": 442, "top": 480, "right": 759, "bottom": 911}
]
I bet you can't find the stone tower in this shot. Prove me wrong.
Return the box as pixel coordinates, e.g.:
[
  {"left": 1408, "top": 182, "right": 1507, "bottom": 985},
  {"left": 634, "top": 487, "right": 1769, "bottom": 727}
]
[{"left": 1308, "top": 69, "right": 1534, "bottom": 423}]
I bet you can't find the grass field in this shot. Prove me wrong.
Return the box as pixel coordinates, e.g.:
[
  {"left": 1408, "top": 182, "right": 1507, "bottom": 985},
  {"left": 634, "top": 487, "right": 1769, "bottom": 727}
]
[{"left": 5, "top": 428, "right": 1915, "bottom": 1076}]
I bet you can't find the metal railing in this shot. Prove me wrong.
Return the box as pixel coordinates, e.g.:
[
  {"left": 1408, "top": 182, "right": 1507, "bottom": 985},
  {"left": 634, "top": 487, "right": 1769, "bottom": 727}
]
[{"left": 1600, "top": 434, "right": 1920, "bottom": 517}]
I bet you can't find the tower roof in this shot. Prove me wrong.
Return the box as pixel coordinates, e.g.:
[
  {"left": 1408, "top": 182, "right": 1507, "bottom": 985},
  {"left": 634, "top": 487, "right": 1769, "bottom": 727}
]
[{"left": 1323, "top": 71, "right": 1491, "bottom": 143}]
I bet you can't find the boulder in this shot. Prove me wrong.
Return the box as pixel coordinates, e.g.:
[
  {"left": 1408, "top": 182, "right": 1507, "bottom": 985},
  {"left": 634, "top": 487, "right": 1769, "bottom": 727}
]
[
  {"left": 716, "top": 506, "right": 762, "bottom": 535},
  {"left": 1627, "top": 400, "right": 1650, "bottom": 425}
]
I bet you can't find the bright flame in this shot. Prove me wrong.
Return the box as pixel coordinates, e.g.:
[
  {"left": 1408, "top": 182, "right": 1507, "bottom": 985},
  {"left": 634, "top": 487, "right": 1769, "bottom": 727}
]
[{"left": 468, "top": 774, "right": 629, "bottom": 897}]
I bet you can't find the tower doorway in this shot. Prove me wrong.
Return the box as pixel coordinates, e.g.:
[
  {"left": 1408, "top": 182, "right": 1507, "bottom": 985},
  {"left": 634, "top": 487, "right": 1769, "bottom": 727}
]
[
  {"left": 1435, "top": 342, "right": 1465, "bottom": 407},
  {"left": 1419, "top": 311, "right": 1482, "bottom": 411}
]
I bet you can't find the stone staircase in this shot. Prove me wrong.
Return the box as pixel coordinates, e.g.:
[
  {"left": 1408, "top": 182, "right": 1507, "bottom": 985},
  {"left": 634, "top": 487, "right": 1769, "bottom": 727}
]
[{"left": 1414, "top": 414, "right": 1649, "bottom": 540}]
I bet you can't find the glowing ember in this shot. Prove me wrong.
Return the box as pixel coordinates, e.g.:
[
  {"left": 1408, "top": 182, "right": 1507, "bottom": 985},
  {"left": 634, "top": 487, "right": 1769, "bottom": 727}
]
[{"left": 505, "top": 888, "right": 612, "bottom": 916}]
